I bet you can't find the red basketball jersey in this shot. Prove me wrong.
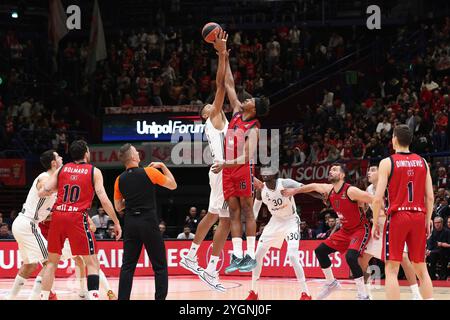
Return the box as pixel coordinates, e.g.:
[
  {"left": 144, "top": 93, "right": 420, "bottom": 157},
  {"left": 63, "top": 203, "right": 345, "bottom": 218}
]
[
  {"left": 53, "top": 162, "right": 95, "bottom": 213},
  {"left": 386, "top": 152, "right": 427, "bottom": 215},
  {"left": 224, "top": 112, "right": 260, "bottom": 162},
  {"left": 329, "top": 183, "right": 368, "bottom": 230}
]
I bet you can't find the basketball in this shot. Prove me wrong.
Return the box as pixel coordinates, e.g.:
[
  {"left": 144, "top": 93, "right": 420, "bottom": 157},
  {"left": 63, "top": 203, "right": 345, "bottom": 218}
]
[{"left": 202, "top": 22, "right": 222, "bottom": 43}]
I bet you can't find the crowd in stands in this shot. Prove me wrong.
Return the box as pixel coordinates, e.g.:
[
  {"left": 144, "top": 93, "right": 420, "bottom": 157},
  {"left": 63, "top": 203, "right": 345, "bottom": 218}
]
[
  {"left": 58, "top": 25, "right": 353, "bottom": 112},
  {"left": 280, "top": 18, "right": 450, "bottom": 171}
]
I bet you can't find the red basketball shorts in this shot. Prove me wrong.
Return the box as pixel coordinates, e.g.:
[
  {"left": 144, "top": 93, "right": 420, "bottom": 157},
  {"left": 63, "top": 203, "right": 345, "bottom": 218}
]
[
  {"left": 324, "top": 224, "right": 371, "bottom": 255},
  {"left": 47, "top": 211, "right": 97, "bottom": 256},
  {"left": 382, "top": 211, "right": 426, "bottom": 263},
  {"left": 222, "top": 164, "right": 254, "bottom": 200}
]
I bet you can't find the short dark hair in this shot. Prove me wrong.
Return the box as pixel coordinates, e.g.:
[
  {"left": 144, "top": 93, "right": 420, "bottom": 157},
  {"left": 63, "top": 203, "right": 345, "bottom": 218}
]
[
  {"left": 331, "top": 162, "right": 348, "bottom": 177},
  {"left": 40, "top": 149, "right": 56, "bottom": 170},
  {"left": 393, "top": 124, "right": 413, "bottom": 147},
  {"left": 255, "top": 96, "right": 270, "bottom": 117},
  {"left": 118, "top": 143, "right": 133, "bottom": 164},
  {"left": 69, "top": 140, "right": 88, "bottom": 161}
]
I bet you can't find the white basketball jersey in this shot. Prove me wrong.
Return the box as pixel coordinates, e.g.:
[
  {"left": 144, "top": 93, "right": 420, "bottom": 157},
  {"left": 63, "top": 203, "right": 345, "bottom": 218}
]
[
  {"left": 205, "top": 116, "right": 228, "bottom": 163},
  {"left": 21, "top": 172, "right": 57, "bottom": 223},
  {"left": 366, "top": 184, "right": 375, "bottom": 210},
  {"left": 261, "top": 179, "right": 298, "bottom": 218}
]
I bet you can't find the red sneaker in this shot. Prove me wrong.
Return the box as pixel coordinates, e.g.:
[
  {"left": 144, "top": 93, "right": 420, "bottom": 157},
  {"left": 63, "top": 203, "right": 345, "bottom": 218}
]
[
  {"left": 49, "top": 291, "right": 58, "bottom": 300},
  {"left": 300, "top": 292, "right": 312, "bottom": 300},
  {"left": 245, "top": 290, "right": 259, "bottom": 300}
]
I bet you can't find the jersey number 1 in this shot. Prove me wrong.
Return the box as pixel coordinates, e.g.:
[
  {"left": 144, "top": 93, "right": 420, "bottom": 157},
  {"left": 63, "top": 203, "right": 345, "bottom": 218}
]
[
  {"left": 407, "top": 181, "right": 413, "bottom": 202},
  {"left": 63, "top": 184, "right": 80, "bottom": 203}
]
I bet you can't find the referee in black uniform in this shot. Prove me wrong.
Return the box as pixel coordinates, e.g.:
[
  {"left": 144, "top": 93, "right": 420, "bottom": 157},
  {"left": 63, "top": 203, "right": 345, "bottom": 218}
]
[{"left": 114, "top": 143, "right": 177, "bottom": 300}]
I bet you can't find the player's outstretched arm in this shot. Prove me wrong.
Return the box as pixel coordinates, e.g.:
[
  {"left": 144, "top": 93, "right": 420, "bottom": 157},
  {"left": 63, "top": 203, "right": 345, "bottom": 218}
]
[
  {"left": 38, "top": 167, "right": 61, "bottom": 198},
  {"left": 94, "top": 167, "right": 122, "bottom": 240},
  {"left": 347, "top": 186, "right": 374, "bottom": 204},
  {"left": 224, "top": 50, "right": 242, "bottom": 114},
  {"left": 211, "top": 31, "right": 229, "bottom": 116},
  {"left": 281, "top": 183, "right": 332, "bottom": 198},
  {"left": 372, "top": 157, "right": 390, "bottom": 239}
]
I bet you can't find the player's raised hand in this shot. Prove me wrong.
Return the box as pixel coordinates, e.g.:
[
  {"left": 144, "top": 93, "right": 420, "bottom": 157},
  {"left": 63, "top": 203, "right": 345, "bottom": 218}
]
[
  {"left": 372, "top": 222, "right": 381, "bottom": 240},
  {"left": 213, "top": 30, "right": 228, "bottom": 53},
  {"left": 148, "top": 162, "right": 165, "bottom": 169}
]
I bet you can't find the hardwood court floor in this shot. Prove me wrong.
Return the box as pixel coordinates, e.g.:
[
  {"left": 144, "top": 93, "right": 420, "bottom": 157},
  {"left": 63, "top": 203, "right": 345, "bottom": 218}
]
[{"left": 0, "top": 276, "right": 449, "bottom": 300}]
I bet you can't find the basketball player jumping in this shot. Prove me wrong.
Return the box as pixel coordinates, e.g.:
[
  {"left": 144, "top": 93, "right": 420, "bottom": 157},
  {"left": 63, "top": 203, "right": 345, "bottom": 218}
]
[
  {"left": 180, "top": 30, "right": 230, "bottom": 291},
  {"left": 282, "top": 163, "right": 373, "bottom": 300},
  {"left": 360, "top": 163, "right": 422, "bottom": 300},
  {"left": 246, "top": 166, "right": 314, "bottom": 300},
  {"left": 211, "top": 49, "right": 270, "bottom": 274},
  {"left": 372, "top": 125, "right": 434, "bottom": 300},
  {"left": 38, "top": 140, "right": 122, "bottom": 300}
]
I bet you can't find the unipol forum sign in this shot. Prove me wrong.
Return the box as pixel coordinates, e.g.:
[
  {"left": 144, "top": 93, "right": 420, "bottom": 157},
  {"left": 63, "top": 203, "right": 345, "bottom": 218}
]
[{"left": 102, "top": 113, "right": 205, "bottom": 142}]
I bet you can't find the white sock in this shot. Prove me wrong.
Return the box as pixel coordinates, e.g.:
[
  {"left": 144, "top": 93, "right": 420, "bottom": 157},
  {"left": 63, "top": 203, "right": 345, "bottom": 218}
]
[
  {"left": 322, "top": 267, "right": 335, "bottom": 282},
  {"left": 7, "top": 275, "right": 27, "bottom": 299},
  {"left": 289, "top": 254, "right": 310, "bottom": 295},
  {"left": 232, "top": 238, "right": 243, "bottom": 259},
  {"left": 206, "top": 255, "right": 220, "bottom": 273},
  {"left": 28, "top": 276, "right": 42, "bottom": 300},
  {"left": 99, "top": 269, "right": 112, "bottom": 291},
  {"left": 88, "top": 290, "right": 100, "bottom": 300},
  {"left": 355, "top": 276, "right": 369, "bottom": 296},
  {"left": 40, "top": 290, "right": 50, "bottom": 300},
  {"left": 246, "top": 236, "right": 256, "bottom": 259},
  {"left": 410, "top": 284, "right": 422, "bottom": 299},
  {"left": 425, "top": 298, "right": 434, "bottom": 300},
  {"left": 187, "top": 243, "right": 200, "bottom": 259}
]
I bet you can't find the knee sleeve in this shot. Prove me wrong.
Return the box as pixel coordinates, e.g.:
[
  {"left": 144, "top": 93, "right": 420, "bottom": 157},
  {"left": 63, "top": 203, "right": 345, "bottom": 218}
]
[
  {"left": 315, "top": 243, "right": 335, "bottom": 269},
  {"left": 346, "top": 249, "right": 363, "bottom": 279}
]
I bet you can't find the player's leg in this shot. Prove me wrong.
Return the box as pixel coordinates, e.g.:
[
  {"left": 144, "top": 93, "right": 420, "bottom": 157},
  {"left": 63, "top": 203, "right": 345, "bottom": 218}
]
[
  {"left": 238, "top": 196, "right": 257, "bottom": 272},
  {"left": 400, "top": 248, "right": 422, "bottom": 300},
  {"left": 40, "top": 252, "right": 61, "bottom": 300},
  {"left": 407, "top": 213, "right": 433, "bottom": 300},
  {"left": 99, "top": 268, "right": 117, "bottom": 300},
  {"left": 181, "top": 212, "right": 218, "bottom": 275},
  {"left": 246, "top": 244, "right": 270, "bottom": 300},
  {"left": 315, "top": 234, "right": 343, "bottom": 300},
  {"left": 198, "top": 216, "right": 230, "bottom": 292},
  {"left": 383, "top": 212, "right": 408, "bottom": 300},
  {"left": 28, "top": 264, "right": 47, "bottom": 300},
  {"left": 358, "top": 253, "right": 374, "bottom": 282},
  {"left": 225, "top": 196, "right": 244, "bottom": 273},
  {"left": 73, "top": 256, "right": 88, "bottom": 299},
  {"left": 286, "top": 235, "right": 311, "bottom": 299},
  {"left": 5, "top": 262, "right": 38, "bottom": 300},
  {"left": 347, "top": 225, "right": 371, "bottom": 299},
  {"left": 80, "top": 254, "right": 100, "bottom": 299}
]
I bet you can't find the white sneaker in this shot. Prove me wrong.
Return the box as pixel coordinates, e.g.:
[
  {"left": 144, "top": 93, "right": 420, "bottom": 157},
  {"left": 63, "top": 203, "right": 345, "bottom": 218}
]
[
  {"left": 357, "top": 293, "right": 371, "bottom": 300},
  {"left": 316, "top": 279, "right": 341, "bottom": 300},
  {"left": 79, "top": 291, "right": 89, "bottom": 300},
  {"left": 198, "top": 269, "right": 226, "bottom": 292},
  {"left": 412, "top": 293, "right": 422, "bottom": 300},
  {"left": 180, "top": 255, "right": 203, "bottom": 275}
]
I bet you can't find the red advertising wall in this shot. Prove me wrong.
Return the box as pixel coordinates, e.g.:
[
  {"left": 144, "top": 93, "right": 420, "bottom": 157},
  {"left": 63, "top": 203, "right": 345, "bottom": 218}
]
[
  {"left": 0, "top": 240, "right": 349, "bottom": 279},
  {"left": 0, "top": 159, "right": 26, "bottom": 186}
]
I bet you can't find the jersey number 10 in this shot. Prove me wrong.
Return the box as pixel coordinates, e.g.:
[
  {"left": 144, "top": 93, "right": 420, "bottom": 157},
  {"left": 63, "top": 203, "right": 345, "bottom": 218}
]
[{"left": 63, "top": 184, "right": 81, "bottom": 203}]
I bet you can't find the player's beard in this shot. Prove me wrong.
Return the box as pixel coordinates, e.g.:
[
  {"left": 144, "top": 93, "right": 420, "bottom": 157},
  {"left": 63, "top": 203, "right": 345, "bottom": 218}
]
[{"left": 327, "top": 175, "right": 339, "bottom": 184}]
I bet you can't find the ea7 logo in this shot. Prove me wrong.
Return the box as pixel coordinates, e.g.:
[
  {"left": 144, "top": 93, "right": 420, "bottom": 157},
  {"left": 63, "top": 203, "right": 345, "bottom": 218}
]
[
  {"left": 366, "top": 5, "right": 381, "bottom": 30},
  {"left": 66, "top": 5, "right": 81, "bottom": 30}
]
